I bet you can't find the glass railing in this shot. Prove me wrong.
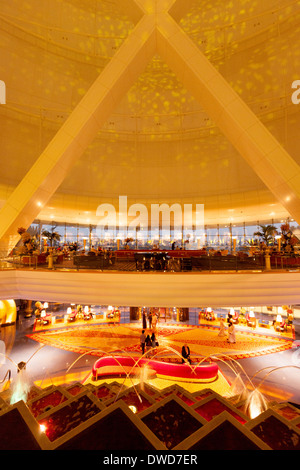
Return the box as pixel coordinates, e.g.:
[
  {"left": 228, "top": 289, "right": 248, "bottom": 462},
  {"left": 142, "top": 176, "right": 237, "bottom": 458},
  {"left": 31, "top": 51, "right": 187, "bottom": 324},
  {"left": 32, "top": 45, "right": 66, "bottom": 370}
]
[{"left": 1, "top": 250, "right": 300, "bottom": 272}]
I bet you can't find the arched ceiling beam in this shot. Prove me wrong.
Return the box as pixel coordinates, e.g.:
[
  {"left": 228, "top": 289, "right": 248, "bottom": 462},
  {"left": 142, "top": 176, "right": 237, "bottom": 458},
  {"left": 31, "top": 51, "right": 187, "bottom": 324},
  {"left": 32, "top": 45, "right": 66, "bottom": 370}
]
[{"left": 0, "top": 9, "right": 156, "bottom": 255}]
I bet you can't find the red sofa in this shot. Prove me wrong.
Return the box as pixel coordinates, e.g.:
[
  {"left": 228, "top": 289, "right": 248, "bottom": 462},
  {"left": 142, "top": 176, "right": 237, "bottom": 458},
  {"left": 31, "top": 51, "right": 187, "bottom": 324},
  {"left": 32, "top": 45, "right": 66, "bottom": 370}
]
[{"left": 92, "top": 355, "right": 218, "bottom": 382}]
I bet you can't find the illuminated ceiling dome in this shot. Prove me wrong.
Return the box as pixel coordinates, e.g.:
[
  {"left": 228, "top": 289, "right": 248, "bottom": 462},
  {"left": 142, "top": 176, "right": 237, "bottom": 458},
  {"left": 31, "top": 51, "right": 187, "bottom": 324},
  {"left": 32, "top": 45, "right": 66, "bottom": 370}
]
[{"left": 1, "top": 0, "right": 300, "bottom": 240}]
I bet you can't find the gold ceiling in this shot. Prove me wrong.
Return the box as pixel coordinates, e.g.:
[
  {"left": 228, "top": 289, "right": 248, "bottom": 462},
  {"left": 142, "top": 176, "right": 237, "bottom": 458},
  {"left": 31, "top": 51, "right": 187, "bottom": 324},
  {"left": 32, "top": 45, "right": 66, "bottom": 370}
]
[{"left": 0, "top": 0, "right": 300, "bottom": 228}]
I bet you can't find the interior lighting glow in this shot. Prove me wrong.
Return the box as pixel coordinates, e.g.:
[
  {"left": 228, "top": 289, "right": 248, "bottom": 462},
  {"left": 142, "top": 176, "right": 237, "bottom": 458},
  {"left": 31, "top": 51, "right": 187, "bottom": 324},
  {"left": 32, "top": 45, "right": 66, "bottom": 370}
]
[
  {"left": 128, "top": 405, "right": 137, "bottom": 414},
  {"left": 246, "top": 389, "right": 269, "bottom": 420}
]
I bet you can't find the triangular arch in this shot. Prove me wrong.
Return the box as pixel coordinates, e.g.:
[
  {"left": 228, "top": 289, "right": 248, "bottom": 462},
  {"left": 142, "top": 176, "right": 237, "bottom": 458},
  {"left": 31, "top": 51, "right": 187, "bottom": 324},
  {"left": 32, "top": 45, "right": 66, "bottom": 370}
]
[{"left": 0, "top": 0, "right": 299, "bottom": 254}]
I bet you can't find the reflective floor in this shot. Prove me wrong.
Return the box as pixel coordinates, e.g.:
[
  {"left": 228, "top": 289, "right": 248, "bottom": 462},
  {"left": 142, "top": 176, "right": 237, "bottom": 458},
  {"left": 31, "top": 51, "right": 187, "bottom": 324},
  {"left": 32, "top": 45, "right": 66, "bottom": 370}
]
[{"left": 1, "top": 308, "right": 300, "bottom": 407}]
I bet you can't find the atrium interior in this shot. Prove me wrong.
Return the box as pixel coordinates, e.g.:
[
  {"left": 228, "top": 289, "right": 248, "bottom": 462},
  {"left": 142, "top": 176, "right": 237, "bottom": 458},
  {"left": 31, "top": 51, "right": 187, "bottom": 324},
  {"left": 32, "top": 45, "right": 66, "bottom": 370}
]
[{"left": 0, "top": 0, "right": 300, "bottom": 452}]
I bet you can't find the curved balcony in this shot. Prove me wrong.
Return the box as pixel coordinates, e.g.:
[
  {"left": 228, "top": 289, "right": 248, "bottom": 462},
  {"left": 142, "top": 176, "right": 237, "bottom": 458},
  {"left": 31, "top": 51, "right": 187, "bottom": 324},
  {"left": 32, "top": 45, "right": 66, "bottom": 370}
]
[
  {"left": 4, "top": 248, "right": 300, "bottom": 273},
  {"left": 1, "top": 258, "right": 300, "bottom": 308}
]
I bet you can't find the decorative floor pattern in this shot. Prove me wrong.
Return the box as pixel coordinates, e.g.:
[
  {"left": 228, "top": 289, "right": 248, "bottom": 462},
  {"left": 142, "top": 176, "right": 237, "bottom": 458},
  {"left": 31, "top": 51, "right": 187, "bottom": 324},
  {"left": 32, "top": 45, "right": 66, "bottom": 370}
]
[{"left": 28, "top": 323, "right": 294, "bottom": 362}]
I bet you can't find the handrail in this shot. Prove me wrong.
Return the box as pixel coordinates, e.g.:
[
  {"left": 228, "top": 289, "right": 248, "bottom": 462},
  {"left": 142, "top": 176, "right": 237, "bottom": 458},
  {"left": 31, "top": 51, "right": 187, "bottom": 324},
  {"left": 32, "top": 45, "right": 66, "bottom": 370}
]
[{"left": 1, "top": 252, "right": 300, "bottom": 273}]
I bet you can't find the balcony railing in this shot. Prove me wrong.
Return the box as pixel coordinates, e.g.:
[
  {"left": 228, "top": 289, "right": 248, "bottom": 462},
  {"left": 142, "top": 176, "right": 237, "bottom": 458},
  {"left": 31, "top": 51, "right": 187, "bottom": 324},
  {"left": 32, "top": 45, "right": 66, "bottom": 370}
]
[{"left": 2, "top": 249, "right": 300, "bottom": 273}]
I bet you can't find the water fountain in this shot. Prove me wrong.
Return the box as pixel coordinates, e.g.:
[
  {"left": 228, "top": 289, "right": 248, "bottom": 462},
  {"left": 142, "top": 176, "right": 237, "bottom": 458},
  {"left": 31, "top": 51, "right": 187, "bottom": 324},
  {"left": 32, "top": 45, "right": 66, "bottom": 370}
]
[
  {"left": 0, "top": 346, "right": 46, "bottom": 404},
  {"left": 244, "top": 365, "right": 300, "bottom": 418},
  {"left": 10, "top": 361, "right": 31, "bottom": 405},
  {"left": 0, "top": 353, "right": 18, "bottom": 396},
  {"left": 65, "top": 349, "right": 145, "bottom": 403},
  {"left": 64, "top": 343, "right": 204, "bottom": 406},
  {"left": 0, "top": 336, "right": 282, "bottom": 422}
]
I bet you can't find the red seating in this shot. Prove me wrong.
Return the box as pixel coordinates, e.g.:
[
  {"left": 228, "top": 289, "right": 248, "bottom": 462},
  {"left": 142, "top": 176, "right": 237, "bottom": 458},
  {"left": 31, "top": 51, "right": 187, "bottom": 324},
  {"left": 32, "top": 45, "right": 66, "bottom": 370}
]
[
  {"left": 92, "top": 355, "right": 218, "bottom": 382},
  {"left": 67, "top": 311, "right": 77, "bottom": 322}
]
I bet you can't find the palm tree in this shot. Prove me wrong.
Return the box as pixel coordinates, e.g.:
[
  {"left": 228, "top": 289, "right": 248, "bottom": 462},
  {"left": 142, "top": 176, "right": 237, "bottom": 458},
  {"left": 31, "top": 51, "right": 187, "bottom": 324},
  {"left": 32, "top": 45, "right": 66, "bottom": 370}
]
[
  {"left": 41, "top": 229, "right": 61, "bottom": 247},
  {"left": 253, "top": 224, "right": 277, "bottom": 245}
]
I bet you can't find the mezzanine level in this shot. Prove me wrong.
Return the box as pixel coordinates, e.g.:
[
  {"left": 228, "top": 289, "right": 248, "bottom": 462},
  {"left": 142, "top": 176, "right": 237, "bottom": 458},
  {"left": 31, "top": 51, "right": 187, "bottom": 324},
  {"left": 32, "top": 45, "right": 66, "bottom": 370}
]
[{"left": 0, "top": 264, "right": 300, "bottom": 308}]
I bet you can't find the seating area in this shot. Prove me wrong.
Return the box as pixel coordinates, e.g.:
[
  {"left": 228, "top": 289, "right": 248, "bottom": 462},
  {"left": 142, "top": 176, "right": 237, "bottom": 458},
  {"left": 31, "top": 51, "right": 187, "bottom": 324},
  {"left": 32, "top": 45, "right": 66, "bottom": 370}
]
[
  {"left": 92, "top": 356, "right": 219, "bottom": 382},
  {"left": 258, "top": 319, "right": 271, "bottom": 328},
  {"left": 199, "top": 308, "right": 294, "bottom": 336},
  {"left": 73, "top": 252, "right": 115, "bottom": 270}
]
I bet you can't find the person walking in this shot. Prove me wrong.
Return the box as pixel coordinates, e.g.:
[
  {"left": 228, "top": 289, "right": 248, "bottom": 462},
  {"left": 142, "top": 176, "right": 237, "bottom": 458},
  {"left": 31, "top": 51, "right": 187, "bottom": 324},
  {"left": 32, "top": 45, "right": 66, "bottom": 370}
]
[
  {"left": 148, "top": 312, "right": 152, "bottom": 329},
  {"left": 151, "top": 332, "right": 158, "bottom": 348},
  {"left": 140, "top": 329, "right": 146, "bottom": 355},
  {"left": 152, "top": 312, "right": 158, "bottom": 331},
  {"left": 145, "top": 334, "right": 152, "bottom": 353},
  {"left": 142, "top": 311, "right": 147, "bottom": 329},
  {"left": 227, "top": 320, "right": 236, "bottom": 344},
  {"left": 218, "top": 317, "right": 227, "bottom": 337}
]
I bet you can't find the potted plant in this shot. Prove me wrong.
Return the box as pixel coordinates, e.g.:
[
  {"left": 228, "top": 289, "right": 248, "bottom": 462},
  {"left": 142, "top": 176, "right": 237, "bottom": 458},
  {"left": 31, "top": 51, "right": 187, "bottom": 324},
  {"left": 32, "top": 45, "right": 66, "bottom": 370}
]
[
  {"left": 280, "top": 223, "right": 299, "bottom": 251},
  {"left": 41, "top": 229, "right": 61, "bottom": 247},
  {"left": 17, "top": 227, "right": 38, "bottom": 254},
  {"left": 253, "top": 224, "right": 278, "bottom": 245}
]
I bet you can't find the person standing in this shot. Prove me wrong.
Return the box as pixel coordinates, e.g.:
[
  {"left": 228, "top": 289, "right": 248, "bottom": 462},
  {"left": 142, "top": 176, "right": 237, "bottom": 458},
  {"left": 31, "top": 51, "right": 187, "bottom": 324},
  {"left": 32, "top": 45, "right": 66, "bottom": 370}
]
[
  {"left": 140, "top": 329, "right": 146, "bottom": 355},
  {"left": 152, "top": 312, "right": 158, "bottom": 331},
  {"left": 142, "top": 311, "right": 147, "bottom": 329},
  {"left": 227, "top": 321, "right": 236, "bottom": 344},
  {"left": 181, "top": 344, "right": 192, "bottom": 364},
  {"left": 34, "top": 301, "right": 43, "bottom": 323},
  {"left": 218, "top": 317, "right": 227, "bottom": 337},
  {"left": 148, "top": 312, "right": 152, "bottom": 329},
  {"left": 145, "top": 334, "right": 152, "bottom": 353},
  {"left": 151, "top": 332, "right": 157, "bottom": 348}
]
